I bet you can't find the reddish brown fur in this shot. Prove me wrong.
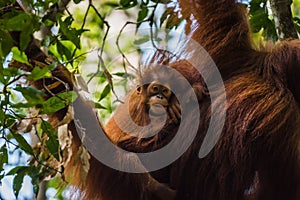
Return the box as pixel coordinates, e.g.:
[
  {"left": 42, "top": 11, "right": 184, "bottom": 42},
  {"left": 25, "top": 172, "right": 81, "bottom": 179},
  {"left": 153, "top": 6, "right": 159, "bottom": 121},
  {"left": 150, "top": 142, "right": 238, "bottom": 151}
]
[
  {"left": 106, "top": 61, "right": 206, "bottom": 153},
  {"left": 107, "top": 0, "right": 300, "bottom": 199},
  {"left": 161, "top": 0, "right": 300, "bottom": 199}
]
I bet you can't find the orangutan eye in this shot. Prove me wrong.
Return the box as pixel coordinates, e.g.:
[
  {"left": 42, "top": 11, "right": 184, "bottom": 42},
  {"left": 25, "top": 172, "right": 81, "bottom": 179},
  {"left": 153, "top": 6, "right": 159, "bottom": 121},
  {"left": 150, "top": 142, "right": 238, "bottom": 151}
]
[{"left": 152, "top": 85, "right": 159, "bottom": 92}]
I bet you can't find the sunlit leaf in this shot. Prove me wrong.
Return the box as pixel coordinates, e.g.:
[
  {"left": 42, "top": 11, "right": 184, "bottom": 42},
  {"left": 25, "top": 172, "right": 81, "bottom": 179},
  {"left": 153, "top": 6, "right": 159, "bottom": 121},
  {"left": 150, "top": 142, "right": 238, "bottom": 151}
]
[
  {"left": 57, "top": 41, "right": 72, "bottom": 61},
  {"left": 58, "top": 17, "right": 85, "bottom": 49},
  {"left": 99, "top": 84, "right": 111, "bottom": 101},
  {"left": 94, "top": 102, "right": 107, "bottom": 109},
  {"left": 11, "top": 47, "right": 31, "bottom": 66},
  {"left": 42, "top": 91, "right": 78, "bottom": 114},
  {"left": 27, "top": 66, "right": 51, "bottom": 81}
]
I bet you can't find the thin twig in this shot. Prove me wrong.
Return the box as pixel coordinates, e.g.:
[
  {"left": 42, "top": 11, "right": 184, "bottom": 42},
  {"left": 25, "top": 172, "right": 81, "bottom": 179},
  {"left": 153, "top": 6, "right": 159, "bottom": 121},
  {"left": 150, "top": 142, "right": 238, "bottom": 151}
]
[
  {"left": 1, "top": 136, "right": 63, "bottom": 174},
  {"left": 87, "top": 2, "right": 111, "bottom": 84}
]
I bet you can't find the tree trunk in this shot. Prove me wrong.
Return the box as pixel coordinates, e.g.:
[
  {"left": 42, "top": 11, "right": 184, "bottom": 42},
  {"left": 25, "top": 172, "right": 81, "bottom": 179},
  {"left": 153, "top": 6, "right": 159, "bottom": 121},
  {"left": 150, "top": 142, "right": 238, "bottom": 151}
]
[{"left": 269, "top": 0, "right": 298, "bottom": 40}]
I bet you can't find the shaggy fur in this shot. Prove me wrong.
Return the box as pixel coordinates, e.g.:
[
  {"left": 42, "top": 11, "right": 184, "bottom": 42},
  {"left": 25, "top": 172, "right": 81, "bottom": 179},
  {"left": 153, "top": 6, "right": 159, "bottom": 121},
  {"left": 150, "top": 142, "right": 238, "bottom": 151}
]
[
  {"left": 106, "top": 0, "right": 300, "bottom": 199},
  {"left": 168, "top": 0, "right": 300, "bottom": 199}
]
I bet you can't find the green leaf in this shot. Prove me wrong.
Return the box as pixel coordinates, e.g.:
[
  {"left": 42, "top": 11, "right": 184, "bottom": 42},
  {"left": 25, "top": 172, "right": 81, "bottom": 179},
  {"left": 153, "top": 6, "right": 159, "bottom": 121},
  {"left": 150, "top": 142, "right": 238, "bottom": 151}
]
[
  {"left": 13, "top": 171, "right": 25, "bottom": 198},
  {"left": 113, "top": 72, "right": 126, "bottom": 77},
  {"left": 43, "top": 19, "right": 55, "bottom": 26},
  {"left": 41, "top": 120, "right": 59, "bottom": 160},
  {"left": 59, "top": 91, "right": 78, "bottom": 102},
  {"left": 87, "top": 71, "right": 104, "bottom": 78},
  {"left": 30, "top": 172, "right": 39, "bottom": 196},
  {"left": 2, "top": 67, "right": 28, "bottom": 77},
  {"left": 6, "top": 117, "right": 16, "bottom": 127},
  {"left": 250, "top": 9, "right": 267, "bottom": 32},
  {"left": 5, "top": 13, "right": 31, "bottom": 31},
  {"left": 119, "top": 0, "right": 138, "bottom": 9},
  {"left": 0, "top": 65, "right": 5, "bottom": 84},
  {"left": 11, "top": 47, "right": 31, "bottom": 66},
  {"left": 0, "top": 109, "right": 4, "bottom": 125},
  {"left": 43, "top": 94, "right": 67, "bottom": 114},
  {"left": 57, "top": 41, "right": 72, "bottom": 60},
  {"left": 0, "top": 30, "right": 14, "bottom": 58},
  {"left": 27, "top": 66, "right": 51, "bottom": 81},
  {"left": 7, "top": 166, "right": 27, "bottom": 175},
  {"left": 12, "top": 133, "right": 34, "bottom": 155},
  {"left": 137, "top": 6, "right": 148, "bottom": 29},
  {"left": 45, "top": 137, "right": 59, "bottom": 160},
  {"left": 3, "top": 12, "right": 39, "bottom": 51},
  {"left": 94, "top": 102, "right": 106, "bottom": 109},
  {"left": 250, "top": 7, "right": 277, "bottom": 40},
  {"left": 58, "top": 17, "right": 84, "bottom": 49},
  {"left": 150, "top": 0, "right": 170, "bottom": 3},
  {"left": 73, "top": 0, "right": 82, "bottom": 4},
  {"left": 0, "top": 144, "right": 8, "bottom": 171},
  {"left": 48, "top": 62, "right": 58, "bottom": 71},
  {"left": 12, "top": 102, "right": 39, "bottom": 108},
  {"left": 99, "top": 84, "right": 111, "bottom": 101},
  {"left": 46, "top": 176, "right": 63, "bottom": 199},
  {"left": 19, "top": 27, "right": 33, "bottom": 51},
  {"left": 295, "top": 23, "right": 300, "bottom": 33},
  {"left": 133, "top": 36, "right": 150, "bottom": 45},
  {"left": 64, "top": 16, "right": 73, "bottom": 27},
  {"left": 42, "top": 91, "right": 77, "bottom": 114},
  {"left": 102, "top": 2, "right": 119, "bottom": 7},
  {"left": 113, "top": 72, "right": 132, "bottom": 78},
  {"left": 0, "top": 0, "right": 12, "bottom": 7},
  {"left": 0, "top": 174, "right": 4, "bottom": 185},
  {"left": 294, "top": 17, "right": 300, "bottom": 24},
  {"left": 249, "top": 0, "right": 267, "bottom": 15},
  {"left": 8, "top": 166, "right": 30, "bottom": 198},
  {"left": 14, "top": 85, "right": 45, "bottom": 105},
  {"left": 263, "top": 19, "right": 277, "bottom": 41}
]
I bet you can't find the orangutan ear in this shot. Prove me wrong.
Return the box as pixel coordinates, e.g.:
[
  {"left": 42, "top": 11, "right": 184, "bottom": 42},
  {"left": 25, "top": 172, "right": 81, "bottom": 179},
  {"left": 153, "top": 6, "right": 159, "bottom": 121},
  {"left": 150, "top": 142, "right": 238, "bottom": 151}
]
[{"left": 136, "top": 85, "right": 142, "bottom": 94}]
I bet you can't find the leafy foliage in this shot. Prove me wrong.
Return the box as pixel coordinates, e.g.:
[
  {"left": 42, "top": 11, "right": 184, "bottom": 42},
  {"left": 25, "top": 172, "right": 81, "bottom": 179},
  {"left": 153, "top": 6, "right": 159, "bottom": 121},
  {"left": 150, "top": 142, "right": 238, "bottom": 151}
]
[{"left": 249, "top": 0, "right": 278, "bottom": 40}]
